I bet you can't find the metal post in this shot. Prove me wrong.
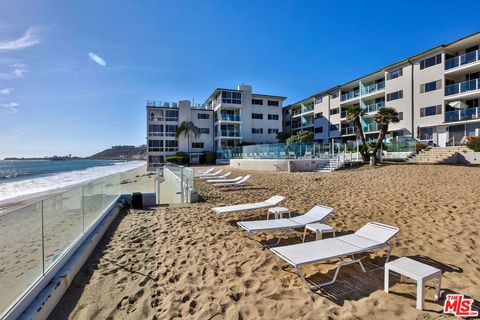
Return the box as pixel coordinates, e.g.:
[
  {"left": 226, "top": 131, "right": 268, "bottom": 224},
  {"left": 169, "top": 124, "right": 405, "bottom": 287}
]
[
  {"left": 180, "top": 167, "right": 184, "bottom": 203},
  {"left": 356, "top": 140, "right": 359, "bottom": 162},
  {"left": 41, "top": 200, "right": 45, "bottom": 274}
]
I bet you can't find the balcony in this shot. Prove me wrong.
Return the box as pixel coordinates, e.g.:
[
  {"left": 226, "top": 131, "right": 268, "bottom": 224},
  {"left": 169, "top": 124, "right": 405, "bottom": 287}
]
[
  {"left": 217, "top": 114, "right": 241, "bottom": 122},
  {"left": 149, "top": 117, "right": 178, "bottom": 122},
  {"left": 445, "top": 50, "right": 480, "bottom": 72},
  {"left": 444, "top": 106, "right": 480, "bottom": 123},
  {"left": 363, "top": 101, "right": 385, "bottom": 114},
  {"left": 219, "top": 130, "right": 242, "bottom": 137},
  {"left": 341, "top": 90, "right": 360, "bottom": 102},
  {"left": 291, "top": 109, "right": 302, "bottom": 117},
  {"left": 363, "top": 82, "right": 385, "bottom": 95},
  {"left": 445, "top": 79, "right": 480, "bottom": 98},
  {"left": 341, "top": 126, "right": 356, "bottom": 135},
  {"left": 364, "top": 123, "right": 380, "bottom": 133}
]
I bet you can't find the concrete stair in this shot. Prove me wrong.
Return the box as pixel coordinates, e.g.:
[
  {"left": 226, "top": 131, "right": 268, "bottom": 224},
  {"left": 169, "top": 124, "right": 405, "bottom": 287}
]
[
  {"left": 408, "top": 146, "right": 470, "bottom": 164},
  {"left": 315, "top": 158, "right": 342, "bottom": 172}
]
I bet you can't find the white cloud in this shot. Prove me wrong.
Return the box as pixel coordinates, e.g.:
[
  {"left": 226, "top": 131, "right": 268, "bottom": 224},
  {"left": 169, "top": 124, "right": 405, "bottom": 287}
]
[
  {"left": 88, "top": 52, "right": 106, "bottom": 66},
  {"left": 0, "top": 102, "right": 19, "bottom": 114},
  {"left": 0, "top": 28, "right": 41, "bottom": 51},
  {"left": 0, "top": 88, "right": 12, "bottom": 95},
  {"left": 0, "top": 63, "right": 27, "bottom": 79}
]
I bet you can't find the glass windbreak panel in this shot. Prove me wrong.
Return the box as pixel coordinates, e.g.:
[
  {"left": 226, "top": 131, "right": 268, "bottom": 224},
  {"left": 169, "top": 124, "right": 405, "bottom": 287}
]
[
  {"left": 103, "top": 174, "right": 120, "bottom": 209},
  {"left": 43, "top": 187, "right": 83, "bottom": 271},
  {"left": 160, "top": 164, "right": 183, "bottom": 204},
  {"left": 0, "top": 203, "right": 43, "bottom": 317},
  {"left": 83, "top": 180, "right": 104, "bottom": 228}
]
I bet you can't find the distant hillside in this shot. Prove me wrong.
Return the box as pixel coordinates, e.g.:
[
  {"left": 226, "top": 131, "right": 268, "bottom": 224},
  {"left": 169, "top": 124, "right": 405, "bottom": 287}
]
[{"left": 89, "top": 145, "right": 147, "bottom": 160}]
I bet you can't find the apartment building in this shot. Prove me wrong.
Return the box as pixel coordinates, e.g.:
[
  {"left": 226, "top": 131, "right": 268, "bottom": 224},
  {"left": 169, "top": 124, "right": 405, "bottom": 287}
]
[
  {"left": 284, "top": 32, "right": 480, "bottom": 146},
  {"left": 203, "top": 84, "right": 286, "bottom": 149},
  {"left": 146, "top": 100, "right": 214, "bottom": 170},
  {"left": 147, "top": 84, "right": 286, "bottom": 170}
]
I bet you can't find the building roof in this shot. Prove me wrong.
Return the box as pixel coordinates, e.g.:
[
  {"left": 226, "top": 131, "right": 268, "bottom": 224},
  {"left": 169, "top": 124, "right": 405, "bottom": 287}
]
[{"left": 203, "top": 87, "right": 286, "bottom": 104}]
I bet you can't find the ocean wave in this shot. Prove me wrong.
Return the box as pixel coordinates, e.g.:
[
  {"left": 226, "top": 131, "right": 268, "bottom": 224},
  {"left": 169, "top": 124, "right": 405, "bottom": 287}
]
[{"left": 0, "top": 161, "right": 145, "bottom": 204}]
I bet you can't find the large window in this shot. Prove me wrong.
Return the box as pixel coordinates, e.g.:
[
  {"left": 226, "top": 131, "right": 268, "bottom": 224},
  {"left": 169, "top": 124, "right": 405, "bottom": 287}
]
[
  {"left": 315, "top": 112, "right": 323, "bottom": 119},
  {"left": 252, "top": 99, "right": 263, "bottom": 105},
  {"left": 330, "top": 108, "right": 339, "bottom": 115},
  {"left": 148, "top": 124, "right": 163, "bottom": 134},
  {"left": 199, "top": 128, "right": 210, "bottom": 134},
  {"left": 165, "top": 109, "right": 178, "bottom": 120},
  {"left": 165, "top": 125, "right": 178, "bottom": 136},
  {"left": 165, "top": 140, "right": 178, "bottom": 151},
  {"left": 331, "top": 91, "right": 339, "bottom": 99},
  {"left": 197, "top": 113, "right": 210, "bottom": 119},
  {"left": 252, "top": 128, "right": 263, "bottom": 134},
  {"left": 191, "top": 142, "right": 204, "bottom": 149},
  {"left": 268, "top": 128, "right": 279, "bottom": 134},
  {"left": 268, "top": 114, "right": 279, "bottom": 120},
  {"left": 268, "top": 100, "right": 279, "bottom": 106},
  {"left": 222, "top": 91, "right": 241, "bottom": 104},
  {"left": 419, "top": 127, "right": 433, "bottom": 140},
  {"left": 420, "top": 80, "right": 442, "bottom": 93},
  {"left": 387, "top": 68, "right": 403, "bottom": 80},
  {"left": 420, "top": 105, "right": 442, "bottom": 117},
  {"left": 148, "top": 140, "right": 163, "bottom": 152},
  {"left": 330, "top": 124, "right": 339, "bottom": 131},
  {"left": 315, "top": 126, "right": 323, "bottom": 133},
  {"left": 420, "top": 54, "right": 442, "bottom": 70},
  {"left": 386, "top": 90, "right": 403, "bottom": 101},
  {"left": 252, "top": 113, "right": 263, "bottom": 119},
  {"left": 314, "top": 96, "right": 323, "bottom": 104}
]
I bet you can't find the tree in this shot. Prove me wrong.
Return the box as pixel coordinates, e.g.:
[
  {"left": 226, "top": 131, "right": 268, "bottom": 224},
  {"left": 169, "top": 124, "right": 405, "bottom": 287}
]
[
  {"left": 371, "top": 107, "right": 400, "bottom": 164},
  {"left": 346, "top": 105, "right": 369, "bottom": 162},
  {"left": 286, "top": 130, "right": 314, "bottom": 144},
  {"left": 175, "top": 121, "right": 201, "bottom": 160},
  {"left": 276, "top": 131, "right": 291, "bottom": 143}
]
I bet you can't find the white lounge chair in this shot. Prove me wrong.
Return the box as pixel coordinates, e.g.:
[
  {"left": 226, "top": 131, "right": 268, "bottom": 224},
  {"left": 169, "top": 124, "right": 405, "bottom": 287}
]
[
  {"left": 237, "top": 205, "right": 334, "bottom": 246},
  {"left": 207, "top": 176, "right": 242, "bottom": 183},
  {"left": 212, "top": 195, "right": 286, "bottom": 217},
  {"left": 196, "top": 167, "right": 214, "bottom": 174},
  {"left": 213, "top": 175, "right": 251, "bottom": 188},
  {"left": 205, "top": 172, "right": 231, "bottom": 181},
  {"left": 197, "top": 169, "right": 224, "bottom": 179},
  {"left": 270, "top": 222, "right": 400, "bottom": 290}
]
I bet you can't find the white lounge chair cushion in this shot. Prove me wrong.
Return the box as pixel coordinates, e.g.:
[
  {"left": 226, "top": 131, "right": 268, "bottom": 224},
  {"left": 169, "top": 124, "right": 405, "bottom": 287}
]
[{"left": 212, "top": 195, "right": 285, "bottom": 215}]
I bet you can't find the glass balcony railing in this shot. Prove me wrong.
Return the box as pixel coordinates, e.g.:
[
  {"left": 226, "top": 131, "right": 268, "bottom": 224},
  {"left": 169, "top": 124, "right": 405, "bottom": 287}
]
[
  {"left": 363, "top": 101, "right": 385, "bottom": 113},
  {"left": 341, "top": 90, "right": 360, "bottom": 101},
  {"left": 445, "top": 79, "right": 480, "bottom": 96},
  {"left": 445, "top": 50, "right": 480, "bottom": 70},
  {"left": 364, "top": 123, "right": 380, "bottom": 132},
  {"left": 444, "top": 106, "right": 480, "bottom": 122},
  {"left": 218, "top": 114, "right": 241, "bottom": 121},
  {"left": 363, "top": 81, "right": 385, "bottom": 95},
  {"left": 220, "top": 130, "right": 241, "bottom": 137},
  {"left": 291, "top": 109, "right": 302, "bottom": 116},
  {"left": 302, "top": 104, "right": 314, "bottom": 113},
  {"left": 341, "top": 126, "right": 356, "bottom": 135}
]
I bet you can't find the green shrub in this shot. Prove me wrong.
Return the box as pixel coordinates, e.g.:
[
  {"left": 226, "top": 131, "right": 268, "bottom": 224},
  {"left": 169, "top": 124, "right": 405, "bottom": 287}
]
[
  {"left": 416, "top": 143, "right": 427, "bottom": 153},
  {"left": 165, "top": 155, "right": 189, "bottom": 165},
  {"left": 466, "top": 136, "right": 480, "bottom": 152},
  {"left": 286, "top": 131, "right": 314, "bottom": 144}
]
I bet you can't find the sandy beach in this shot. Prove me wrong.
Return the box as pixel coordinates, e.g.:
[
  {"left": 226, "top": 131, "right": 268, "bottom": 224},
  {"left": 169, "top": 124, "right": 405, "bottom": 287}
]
[{"left": 48, "top": 164, "right": 480, "bottom": 319}]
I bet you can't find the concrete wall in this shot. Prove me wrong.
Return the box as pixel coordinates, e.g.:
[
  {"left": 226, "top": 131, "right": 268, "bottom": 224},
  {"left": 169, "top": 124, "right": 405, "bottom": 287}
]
[
  {"left": 385, "top": 62, "right": 414, "bottom": 135},
  {"left": 454, "top": 151, "right": 480, "bottom": 164},
  {"left": 229, "top": 159, "right": 329, "bottom": 172},
  {"left": 314, "top": 93, "right": 330, "bottom": 142}
]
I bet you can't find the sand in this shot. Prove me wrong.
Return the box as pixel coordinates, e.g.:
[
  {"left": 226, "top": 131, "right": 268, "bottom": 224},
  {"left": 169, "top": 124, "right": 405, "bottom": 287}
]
[{"left": 48, "top": 164, "right": 480, "bottom": 319}]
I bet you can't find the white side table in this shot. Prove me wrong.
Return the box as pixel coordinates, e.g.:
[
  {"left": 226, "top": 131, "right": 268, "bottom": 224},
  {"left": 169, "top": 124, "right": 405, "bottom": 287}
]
[
  {"left": 303, "top": 223, "right": 335, "bottom": 242},
  {"left": 267, "top": 207, "right": 291, "bottom": 220},
  {"left": 385, "top": 257, "right": 442, "bottom": 310}
]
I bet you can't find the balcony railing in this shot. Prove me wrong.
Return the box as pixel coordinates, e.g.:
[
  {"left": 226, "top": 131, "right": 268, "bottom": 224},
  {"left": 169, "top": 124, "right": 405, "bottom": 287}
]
[
  {"left": 363, "top": 101, "right": 385, "bottom": 113},
  {"left": 341, "top": 126, "right": 356, "bottom": 135},
  {"left": 445, "top": 79, "right": 480, "bottom": 96},
  {"left": 341, "top": 90, "right": 360, "bottom": 102},
  {"left": 445, "top": 50, "right": 480, "bottom": 70},
  {"left": 302, "top": 104, "right": 314, "bottom": 113},
  {"left": 364, "top": 123, "right": 380, "bottom": 132},
  {"left": 218, "top": 114, "right": 241, "bottom": 122},
  {"left": 150, "top": 117, "right": 179, "bottom": 122},
  {"left": 220, "top": 130, "right": 241, "bottom": 137},
  {"left": 445, "top": 106, "right": 480, "bottom": 122},
  {"left": 363, "top": 81, "right": 385, "bottom": 95}
]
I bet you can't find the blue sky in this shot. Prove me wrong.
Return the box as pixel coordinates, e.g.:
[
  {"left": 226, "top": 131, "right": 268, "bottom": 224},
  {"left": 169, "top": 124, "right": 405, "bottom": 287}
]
[{"left": 0, "top": 0, "right": 478, "bottom": 158}]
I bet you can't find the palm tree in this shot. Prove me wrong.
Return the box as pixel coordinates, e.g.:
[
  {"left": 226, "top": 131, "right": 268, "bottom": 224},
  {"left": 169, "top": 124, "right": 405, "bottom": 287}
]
[
  {"left": 371, "top": 107, "right": 400, "bottom": 163},
  {"left": 175, "top": 121, "right": 201, "bottom": 160},
  {"left": 346, "top": 105, "right": 369, "bottom": 161}
]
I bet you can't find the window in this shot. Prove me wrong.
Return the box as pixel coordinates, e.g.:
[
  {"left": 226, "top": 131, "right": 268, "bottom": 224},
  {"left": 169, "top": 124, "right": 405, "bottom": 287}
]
[
  {"left": 165, "top": 140, "right": 178, "bottom": 151},
  {"left": 268, "top": 114, "right": 279, "bottom": 120},
  {"left": 268, "top": 128, "right": 279, "bottom": 134},
  {"left": 252, "top": 128, "right": 263, "bottom": 134},
  {"left": 398, "top": 112, "right": 404, "bottom": 121},
  {"left": 420, "top": 80, "right": 442, "bottom": 93},
  {"left": 252, "top": 99, "right": 263, "bottom": 105},
  {"left": 199, "top": 128, "right": 210, "bottom": 134},
  {"left": 165, "top": 109, "right": 178, "bottom": 120},
  {"left": 148, "top": 155, "right": 164, "bottom": 164},
  {"left": 387, "top": 68, "right": 403, "bottom": 80},
  {"left": 330, "top": 108, "right": 339, "bottom": 115},
  {"left": 331, "top": 91, "right": 339, "bottom": 99},
  {"left": 314, "top": 96, "right": 323, "bottom": 104},
  {"left": 419, "top": 127, "right": 433, "bottom": 140},
  {"left": 386, "top": 90, "right": 403, "bottom": 101},
  {"left": 315, "top": 127, "right": 323, "bottom": 133},
  {"left": 268, "top": 100, "right": 279, "bottom": 106},
  {"left": 284, "top": 108, "right": 290, "bottom": 115},
  {"left": 420, "top": 54, "right": 442, "bottom": 70},
  {"left": 197, "top": 113, "right": 210, "bottom": 119},
  {"left": 165, "top": 125, "right": 178, "bottom": 136},
  {"left": 252, "top": 113, "right": 263, "bottom": 119},
  {"left": 315, "top": 112, "right": 323, "bottom": 119},
  {"left": 420, "top": 105, "right": 442, "bottom": 117},
  {"left": 191, "top": 142, "right": 204, "bottom": 149},
  {"left": 148, "top": 140, "right": 163, "bottom": 152},
  {"left": 148, "top": 124, "right": 163, "bottom": 133},
  {"left": 222, "top": 91, "right": 241, "bottom": 104},
  {"left": 330, "top": 124, "right": 338, "bottom": 131}
]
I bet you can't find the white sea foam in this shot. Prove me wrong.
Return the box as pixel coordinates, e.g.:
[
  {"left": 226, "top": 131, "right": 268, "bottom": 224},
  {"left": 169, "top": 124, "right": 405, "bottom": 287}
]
[{"left": 0, "top": 161, "right": 145, "bottom": 204}]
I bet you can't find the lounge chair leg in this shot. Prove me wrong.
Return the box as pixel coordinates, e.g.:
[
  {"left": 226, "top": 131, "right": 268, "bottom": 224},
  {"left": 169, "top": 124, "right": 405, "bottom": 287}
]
[{"left": 385, "top": 243, "right": 393, "bottom": 264}]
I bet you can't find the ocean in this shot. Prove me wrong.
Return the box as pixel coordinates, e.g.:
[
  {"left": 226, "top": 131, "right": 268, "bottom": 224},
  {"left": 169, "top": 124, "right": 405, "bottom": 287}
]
[{"left": 0, "top": 160, "right": 145, "bottom": 204}]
